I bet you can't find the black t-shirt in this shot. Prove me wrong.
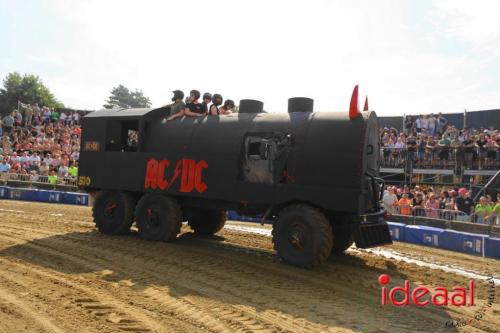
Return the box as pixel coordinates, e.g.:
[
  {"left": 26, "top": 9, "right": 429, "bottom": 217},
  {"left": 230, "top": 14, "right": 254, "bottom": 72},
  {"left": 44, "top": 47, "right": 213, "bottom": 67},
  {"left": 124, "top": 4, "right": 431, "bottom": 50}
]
[
  {"left": 201, "top": 102, "right": 209, "bottom": 114},
  {"left": 412, "top": 197, "right": 423, "bottom": 207},
  {"left": 463, "top": 139, "right": 474, "bottom": 153},
  {"left": 186, "top": 102, "right": 206, "bottom": 115},
  {"left": 477, "top": 139, "right": 487, "bottom": 151},
  {"left": 456, "top": 197, "right": 473, "bottom": 215}
]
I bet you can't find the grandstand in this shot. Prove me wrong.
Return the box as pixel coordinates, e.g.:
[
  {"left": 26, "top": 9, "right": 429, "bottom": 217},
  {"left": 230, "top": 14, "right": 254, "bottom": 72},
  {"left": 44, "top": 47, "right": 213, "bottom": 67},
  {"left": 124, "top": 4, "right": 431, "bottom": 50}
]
[{"left": 378, "top": 108, "right": 500, "bottom": 199}]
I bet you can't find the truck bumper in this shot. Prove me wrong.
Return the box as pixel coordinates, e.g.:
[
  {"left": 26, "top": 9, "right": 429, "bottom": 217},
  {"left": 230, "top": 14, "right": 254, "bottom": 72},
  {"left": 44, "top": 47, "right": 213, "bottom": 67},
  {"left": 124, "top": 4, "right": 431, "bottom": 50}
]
[{"left": 353, "top": 211, "right": 392, "bottom": 248}]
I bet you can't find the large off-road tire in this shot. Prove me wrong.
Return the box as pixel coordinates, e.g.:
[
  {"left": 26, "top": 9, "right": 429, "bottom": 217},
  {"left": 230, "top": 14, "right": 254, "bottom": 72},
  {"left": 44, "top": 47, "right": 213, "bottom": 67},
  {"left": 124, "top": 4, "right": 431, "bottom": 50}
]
[
  {"left": 135, "top": 194, "right": 182, "bottom": 242},
  {"left": 272, "top": 204, "right": 333, "bottom": 269},
  {"left": 331, "top": 224, "right": 355, "bottom": 254},
  {"left": 187, "top": 209, "right": 227, "bottom": 235},
  {"left": 92, "top": 191, "right": 135, "bottom": 235}
]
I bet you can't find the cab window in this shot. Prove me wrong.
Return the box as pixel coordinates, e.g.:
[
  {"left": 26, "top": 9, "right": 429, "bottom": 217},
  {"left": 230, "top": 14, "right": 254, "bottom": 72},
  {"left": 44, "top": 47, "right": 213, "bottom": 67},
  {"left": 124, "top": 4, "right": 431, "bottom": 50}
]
[{"left": 105, "top": 120, "right": 139, "bottom": 152}]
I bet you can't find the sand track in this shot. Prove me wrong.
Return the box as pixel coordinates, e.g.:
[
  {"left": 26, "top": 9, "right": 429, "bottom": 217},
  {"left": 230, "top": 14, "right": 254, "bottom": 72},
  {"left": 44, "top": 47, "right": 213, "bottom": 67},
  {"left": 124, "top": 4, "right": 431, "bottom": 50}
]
[{"left": 0, "top": 200, "right": 498, "bottom": 333}]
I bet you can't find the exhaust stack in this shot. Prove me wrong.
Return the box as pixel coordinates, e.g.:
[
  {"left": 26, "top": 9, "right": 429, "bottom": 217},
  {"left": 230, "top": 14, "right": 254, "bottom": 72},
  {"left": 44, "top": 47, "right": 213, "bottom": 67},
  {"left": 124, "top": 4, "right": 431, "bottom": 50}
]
[
  {"left": 288, "top": 97, "right": 314, "bottom": 113},
  {"left": 239, "top": 99, "right": 264, "bottom": 114}
]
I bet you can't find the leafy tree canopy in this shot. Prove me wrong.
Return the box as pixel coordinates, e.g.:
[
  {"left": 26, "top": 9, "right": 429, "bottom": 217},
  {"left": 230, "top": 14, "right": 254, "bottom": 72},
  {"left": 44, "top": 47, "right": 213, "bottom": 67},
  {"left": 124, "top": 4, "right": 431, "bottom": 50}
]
[
  {"left": 0, "top": 72, "right": 64, "bottom": 116},
  {"left": 103, "top": 84, "right": 152, "bottom": 109}
]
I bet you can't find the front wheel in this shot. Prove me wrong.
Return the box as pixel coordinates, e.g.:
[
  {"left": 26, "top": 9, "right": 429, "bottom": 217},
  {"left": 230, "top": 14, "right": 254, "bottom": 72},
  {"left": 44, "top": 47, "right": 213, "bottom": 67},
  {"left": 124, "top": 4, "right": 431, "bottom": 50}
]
[
  {"left": 92, "top": 191, "right": 135, "bottom": 235},
  {"left": 272, "top": 204, "right": 333, "bottom": 268},
  {"left": 135, "top": 194, "right": 182, "bottom": 242}
]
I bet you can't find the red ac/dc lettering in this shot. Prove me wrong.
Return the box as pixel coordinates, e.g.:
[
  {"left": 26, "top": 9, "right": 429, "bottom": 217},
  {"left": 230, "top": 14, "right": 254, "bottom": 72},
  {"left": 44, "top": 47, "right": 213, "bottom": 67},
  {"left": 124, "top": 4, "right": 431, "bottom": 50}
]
[{"left": 144, "top": 158, "right": 208, "bottom": 193}]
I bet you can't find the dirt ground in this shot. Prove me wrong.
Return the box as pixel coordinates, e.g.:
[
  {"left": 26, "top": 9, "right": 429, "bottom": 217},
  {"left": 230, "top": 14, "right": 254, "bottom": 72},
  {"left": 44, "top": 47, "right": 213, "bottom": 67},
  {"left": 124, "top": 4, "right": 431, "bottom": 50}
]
[{"left": 0, "top": 200, "right": 498, "bottom": 333}]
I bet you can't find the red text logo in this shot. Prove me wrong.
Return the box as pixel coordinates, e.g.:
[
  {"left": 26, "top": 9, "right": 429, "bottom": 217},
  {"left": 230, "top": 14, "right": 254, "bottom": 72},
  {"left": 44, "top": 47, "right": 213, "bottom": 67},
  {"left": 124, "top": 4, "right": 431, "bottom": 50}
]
[
  {"left": 144, "top": 158, "right": 208, "bottom": 193},
  {"left": 379, "top": 274, "right": 475, "bottom": 307}
]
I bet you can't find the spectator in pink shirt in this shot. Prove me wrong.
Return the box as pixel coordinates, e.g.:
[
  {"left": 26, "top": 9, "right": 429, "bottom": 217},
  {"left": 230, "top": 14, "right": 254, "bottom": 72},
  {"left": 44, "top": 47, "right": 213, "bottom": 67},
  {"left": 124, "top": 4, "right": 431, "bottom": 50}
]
[{"left": 425, "top": 193, "right": 440, "bottom": 219}]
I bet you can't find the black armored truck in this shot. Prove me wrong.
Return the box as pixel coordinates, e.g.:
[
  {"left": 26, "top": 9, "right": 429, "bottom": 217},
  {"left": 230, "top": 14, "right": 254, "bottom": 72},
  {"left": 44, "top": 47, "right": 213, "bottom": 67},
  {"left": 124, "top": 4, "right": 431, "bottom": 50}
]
[{"left": 78, "top": 86, "right": 391, "bottom": 268}]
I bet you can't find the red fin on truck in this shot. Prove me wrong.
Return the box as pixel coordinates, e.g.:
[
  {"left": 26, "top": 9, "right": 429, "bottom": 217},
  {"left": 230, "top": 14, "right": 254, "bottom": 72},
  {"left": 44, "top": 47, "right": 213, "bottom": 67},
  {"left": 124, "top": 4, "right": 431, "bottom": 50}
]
[{"left": 349, "top": 85, "right": 361, "bottom": 119}]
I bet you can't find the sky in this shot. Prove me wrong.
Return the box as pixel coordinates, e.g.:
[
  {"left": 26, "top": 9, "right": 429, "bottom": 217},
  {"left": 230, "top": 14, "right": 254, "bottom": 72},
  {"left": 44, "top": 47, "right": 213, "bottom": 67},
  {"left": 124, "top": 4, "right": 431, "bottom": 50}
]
[{"left": 0, "top": 0, "right": 500, "bottom": 116}]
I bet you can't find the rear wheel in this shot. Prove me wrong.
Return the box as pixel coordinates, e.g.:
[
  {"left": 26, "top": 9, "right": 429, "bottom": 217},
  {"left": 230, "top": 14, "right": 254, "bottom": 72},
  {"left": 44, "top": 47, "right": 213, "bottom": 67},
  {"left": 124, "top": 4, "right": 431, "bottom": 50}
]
[
  {"left": 187, "top": 209, "right": 227, "bottom": 235},
  {"left": 135, "top": 194, "right": 182, "bottom": 241},
  {"left": 92, "top": 191, "right": 135, "bottom": 235},
  {"left": 272, "top": 204, "right": 333, "bottom": 269}
]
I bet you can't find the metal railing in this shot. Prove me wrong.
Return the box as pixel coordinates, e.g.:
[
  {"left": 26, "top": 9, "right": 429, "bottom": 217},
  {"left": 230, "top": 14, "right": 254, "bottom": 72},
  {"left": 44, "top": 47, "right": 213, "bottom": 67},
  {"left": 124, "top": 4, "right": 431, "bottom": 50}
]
[
  {"left": 0, "top": 172, "right": 77, "bottom": 188},
  {"left": 380, "top": 146, "right": 500, "bottom": 170},
  {"left": 386, "top": 205, "right": 499, "bottom": 225}
]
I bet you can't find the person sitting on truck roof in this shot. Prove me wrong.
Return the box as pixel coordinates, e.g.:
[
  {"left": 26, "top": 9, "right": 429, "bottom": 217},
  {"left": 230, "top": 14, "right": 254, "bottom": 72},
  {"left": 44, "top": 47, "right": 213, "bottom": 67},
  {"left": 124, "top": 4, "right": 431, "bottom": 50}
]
[
  {"left": 219, "top": 99, "right": 235, "bottom": 115},
  {"left": 202, "top": 92, "right": 212, "bottom": 113},
  {"left": 208, "top": 94, "right": 223, "bottom": 115},
  {"left": 166, "top": 89, "right": 206, "bottom": 121},
  {"left": 163, "top": 90, "right": 185, "bottom": 121}
]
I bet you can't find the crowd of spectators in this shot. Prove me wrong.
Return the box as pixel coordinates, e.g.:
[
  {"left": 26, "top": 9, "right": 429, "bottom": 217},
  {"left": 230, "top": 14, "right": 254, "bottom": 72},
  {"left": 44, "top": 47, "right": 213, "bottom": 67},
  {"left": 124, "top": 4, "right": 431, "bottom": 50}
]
[
  {"left": 380, "top": 113, "right": 500, "bottom": 170},
  {"left": 0, "top": 103, "right": 81, "bottom": 185},
  {"left": 382, "top": 184, "right": 500, "bottom": 225}
]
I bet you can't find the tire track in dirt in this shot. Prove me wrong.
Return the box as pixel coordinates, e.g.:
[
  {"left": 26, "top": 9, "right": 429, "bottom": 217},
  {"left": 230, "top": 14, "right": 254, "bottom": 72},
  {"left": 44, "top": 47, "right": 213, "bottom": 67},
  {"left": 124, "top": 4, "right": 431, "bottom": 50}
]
[
  {"left": 0, "top": 229, "right": 211, "bottom": 333},
  {"left": 0, "top": 283, "right": 66, "bottom": 333},
  {"left": 0, "top": 223, "right": 460, "bottom": 333},
  {"left": 0, "top": 225, "right": 311, "bottom": 333},
  {"left": 1, "top": 201, "right": 499, "bottom": 332}
]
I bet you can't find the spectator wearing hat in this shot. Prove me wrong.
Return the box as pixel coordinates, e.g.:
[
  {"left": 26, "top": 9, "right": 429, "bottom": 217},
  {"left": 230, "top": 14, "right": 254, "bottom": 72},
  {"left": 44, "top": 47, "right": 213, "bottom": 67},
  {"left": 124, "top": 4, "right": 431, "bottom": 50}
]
[{"left": 455, "top": 188, "right": 473, "bottom": 221}]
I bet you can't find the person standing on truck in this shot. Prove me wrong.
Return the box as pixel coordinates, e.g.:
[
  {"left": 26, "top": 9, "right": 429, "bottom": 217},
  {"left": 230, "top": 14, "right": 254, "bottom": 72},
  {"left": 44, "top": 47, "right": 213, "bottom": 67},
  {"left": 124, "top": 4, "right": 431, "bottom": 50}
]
[
  {"left": 167, "top": 90, "right": 206, "bottom": 121},
  {"left": 208, "top": 94, "right": 223, "bottom": 116}
]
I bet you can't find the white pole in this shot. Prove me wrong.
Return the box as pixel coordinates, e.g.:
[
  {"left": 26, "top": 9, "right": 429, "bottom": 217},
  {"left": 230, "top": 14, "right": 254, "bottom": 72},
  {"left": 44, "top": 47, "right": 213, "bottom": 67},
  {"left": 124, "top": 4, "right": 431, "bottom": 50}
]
[{"left": 463, "top": 109, "right": 467, "bottom": 130}]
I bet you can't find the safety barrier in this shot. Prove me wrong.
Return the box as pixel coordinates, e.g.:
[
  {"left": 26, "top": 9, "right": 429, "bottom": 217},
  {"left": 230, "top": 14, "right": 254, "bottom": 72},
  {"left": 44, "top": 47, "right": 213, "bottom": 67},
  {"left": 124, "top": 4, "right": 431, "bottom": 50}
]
[
  {"left": 387, "top": 206, "right": 499, "bottom": 225},
  {"left": 387, "top": 222, "right": 499, "bottom": 259},
  {"left": 0, "top": 185, "right": 88, "bottom": 206}
]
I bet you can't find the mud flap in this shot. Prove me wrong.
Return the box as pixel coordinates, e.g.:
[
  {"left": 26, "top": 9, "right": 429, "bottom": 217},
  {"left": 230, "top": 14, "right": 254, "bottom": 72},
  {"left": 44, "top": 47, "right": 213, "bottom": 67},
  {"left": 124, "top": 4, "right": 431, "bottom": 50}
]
[{"left": 353, "top": 222, "right": 392, "bottom": 248}]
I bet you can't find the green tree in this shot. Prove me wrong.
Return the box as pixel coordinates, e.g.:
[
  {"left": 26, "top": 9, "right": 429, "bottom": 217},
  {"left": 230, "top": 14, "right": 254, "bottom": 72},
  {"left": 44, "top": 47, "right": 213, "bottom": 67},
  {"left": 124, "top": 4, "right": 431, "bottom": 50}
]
[
  {"left": 0, "top": 72, "right": 64, "bottom": 116},
  {"left": 103, "top": 84, "right": 151, "bottom": 109}
]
